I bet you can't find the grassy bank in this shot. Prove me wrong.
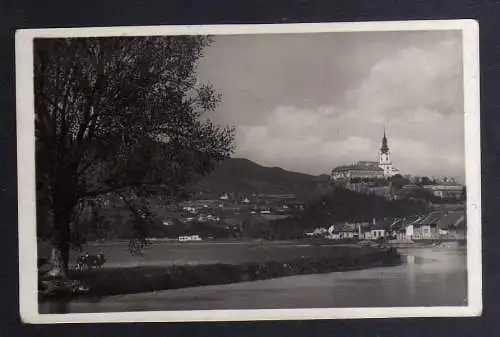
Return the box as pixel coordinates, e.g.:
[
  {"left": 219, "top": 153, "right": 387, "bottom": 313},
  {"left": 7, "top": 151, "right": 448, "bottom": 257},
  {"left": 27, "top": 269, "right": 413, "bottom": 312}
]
[
  {"left": 38, "top": 240, "right": 388, "bottom": 268},
  {"left": 39, "top": 246, "right": 401, "bottom": 300}
]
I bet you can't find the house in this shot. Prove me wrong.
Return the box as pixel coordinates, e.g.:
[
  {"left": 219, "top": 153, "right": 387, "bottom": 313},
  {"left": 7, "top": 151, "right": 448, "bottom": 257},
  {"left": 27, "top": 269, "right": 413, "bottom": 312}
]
[
  {"left": 423, "top": 185, "right": 463, "bottom": 200},
  {"left": 409, "top": 211, "right": 444, "bottom": 240},
  {"left": 328, "top": 223, "right": 359, "bottom": 240},
  {"left": 436, "top": 211, "right": 466, "bottom": 238},
  {"left": 328, "top": 225, "right": 336, "bottom": 234},
  {"left": 305, "top": 227, "right": 329, "bottom": 237},
  {"left": 178, "top": 235, "right": 202, "bottom": 242},
  {"left": 391, "top": 215, "right": 423, "bottom": 240},
  {"left": 329, "top": 232, "right": 341, "bottom": 240},
  {"left": 449, "top": 216, "right": 467, "bottom": 240},
  {"left": 162, "top": 220, "right": 173, "bottom": 226},
  {"left": 362, "top": 218, "right": 394, "bottom": 240},
  {"left": 386, "top": 218, "right": 404, "bottom": 239},
  {"left": 206, "top": 214, "right": 220, "bottom": 222},
  {"left": 275, "top": 204, "right": 290, "bottom": 213},
  {"left": 338, "top": 228, "right": 357, "bottom": 240},
  {"left": 182, "top": 206, "right": 198, "bottom": 214},
  {"left": 315, "top": 227, "right": 329, "bottom": 236}
]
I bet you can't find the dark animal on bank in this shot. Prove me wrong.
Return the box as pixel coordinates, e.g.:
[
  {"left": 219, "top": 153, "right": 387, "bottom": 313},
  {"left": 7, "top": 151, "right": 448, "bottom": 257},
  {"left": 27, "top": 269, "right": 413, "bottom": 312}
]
[{"left": 72, "top": 253, "right": 106, "bottom": 272}]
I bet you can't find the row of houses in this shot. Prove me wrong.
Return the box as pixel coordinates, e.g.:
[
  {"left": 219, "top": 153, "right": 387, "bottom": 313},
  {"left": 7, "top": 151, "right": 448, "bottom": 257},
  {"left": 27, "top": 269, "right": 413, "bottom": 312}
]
[{"left": 306, "top": 211, "right": 466, "bottom": 241}]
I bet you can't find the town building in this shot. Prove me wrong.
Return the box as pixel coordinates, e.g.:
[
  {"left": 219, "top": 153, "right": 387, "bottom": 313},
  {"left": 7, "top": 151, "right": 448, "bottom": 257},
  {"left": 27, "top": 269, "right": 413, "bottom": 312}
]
[
  {"left": 436, "top": 211, "right": 466, "bottom": 238},
  {"left": 362, "top": 218, "right": 395, "bottom": 240},
  {"left": 305, "top": 211, "right": 466, "bottom": 241},
  {"left": 423, "top": 184, "right": 463, "bottom": 200},
  {"left": 401, "top": 212, "right": 443, "bottom": 240},
  {"left": 178, "top": 235, "right": 202, "bottom": 242},
  {"left": 305, "top": 227, "right": 329, "bottom": 237},
  {"left": 331, "top": 130, "right": 400, "bottom": 182},
  {"left": 326, "top": 223, "right": 360, "bottom": 240},
  {"left": 331, "top": 161, "right": 385, "bottom": 181},
  {"left": 411, "top": 213, "right": 442, "bottom": 239},
  {"left": 389, "top": 215, "right": 424, "bottom": 240}
]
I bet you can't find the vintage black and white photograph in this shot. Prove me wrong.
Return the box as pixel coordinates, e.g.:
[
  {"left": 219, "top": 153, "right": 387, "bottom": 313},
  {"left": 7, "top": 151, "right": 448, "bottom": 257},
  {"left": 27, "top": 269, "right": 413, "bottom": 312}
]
[{"left": 16, "top": 20, "right": 481, "bottom": 323}]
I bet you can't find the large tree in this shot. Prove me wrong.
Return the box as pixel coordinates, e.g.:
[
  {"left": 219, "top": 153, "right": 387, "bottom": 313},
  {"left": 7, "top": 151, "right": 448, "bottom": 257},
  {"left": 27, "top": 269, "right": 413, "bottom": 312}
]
[{"left": 34, "top": 36, "right": 235, "bottom": 277}]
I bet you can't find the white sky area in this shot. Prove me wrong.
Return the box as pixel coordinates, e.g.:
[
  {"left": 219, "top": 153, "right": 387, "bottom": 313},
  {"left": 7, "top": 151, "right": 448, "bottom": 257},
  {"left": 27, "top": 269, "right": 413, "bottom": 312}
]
[{"left": 196, "top": 30, "right": 464, "bottom": 181}]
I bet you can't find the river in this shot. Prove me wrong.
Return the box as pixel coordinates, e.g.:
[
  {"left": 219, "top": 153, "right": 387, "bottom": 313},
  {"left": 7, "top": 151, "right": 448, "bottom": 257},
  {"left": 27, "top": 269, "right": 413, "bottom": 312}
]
[{"left": 39, "top": 247, "right": 467, "bottom": 313}]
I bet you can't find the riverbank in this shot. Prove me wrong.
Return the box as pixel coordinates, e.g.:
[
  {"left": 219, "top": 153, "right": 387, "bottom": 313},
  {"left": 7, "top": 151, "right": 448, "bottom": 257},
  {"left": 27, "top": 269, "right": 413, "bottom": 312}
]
[{"left": 39, "top": 246, "right": 401, "bottom": 301}]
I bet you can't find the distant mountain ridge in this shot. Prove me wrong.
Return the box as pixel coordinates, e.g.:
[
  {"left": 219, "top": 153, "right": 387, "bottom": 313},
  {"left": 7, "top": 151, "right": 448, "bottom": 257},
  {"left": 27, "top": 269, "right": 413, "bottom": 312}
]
[{"left": 190, "top": 157, "right": 330, "bottom": 197}]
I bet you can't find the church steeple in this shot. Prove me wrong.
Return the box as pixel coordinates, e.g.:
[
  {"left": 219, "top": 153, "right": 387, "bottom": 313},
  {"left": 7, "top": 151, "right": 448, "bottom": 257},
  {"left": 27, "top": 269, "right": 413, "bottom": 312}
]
[
  {"left": 380, "top": 129, "right": 389, "bottom": 154},
  {"left": 378, "top": 128, "right": 398, "bottom": 177}
]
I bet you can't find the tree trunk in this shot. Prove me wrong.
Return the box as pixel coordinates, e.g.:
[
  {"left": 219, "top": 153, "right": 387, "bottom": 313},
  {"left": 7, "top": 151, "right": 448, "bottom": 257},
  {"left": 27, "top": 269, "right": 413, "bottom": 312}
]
[
  {"left": 48, "top": 199, "right": 74, "bottom": 279},
  {"left": 48, "top": 246, "right": 66, "bottom": 278}
]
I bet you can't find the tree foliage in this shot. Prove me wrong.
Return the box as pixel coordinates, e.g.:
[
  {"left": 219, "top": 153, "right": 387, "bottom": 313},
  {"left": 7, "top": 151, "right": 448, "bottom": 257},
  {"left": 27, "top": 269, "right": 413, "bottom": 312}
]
[
  {"left": 34, "top": 36, "right": 235, "bottom": 272},
  {"left": 389, "top": 174, "right": 410, "bottom": 190},
  {"left": 274, "top": 187, "right": 430, "bottom": 233}
]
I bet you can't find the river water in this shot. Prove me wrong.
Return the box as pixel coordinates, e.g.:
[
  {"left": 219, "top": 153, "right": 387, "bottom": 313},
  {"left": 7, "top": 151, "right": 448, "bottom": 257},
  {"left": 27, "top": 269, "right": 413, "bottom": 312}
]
[{"left": 40, "top": 247, "right": 467, "bottom": 313}]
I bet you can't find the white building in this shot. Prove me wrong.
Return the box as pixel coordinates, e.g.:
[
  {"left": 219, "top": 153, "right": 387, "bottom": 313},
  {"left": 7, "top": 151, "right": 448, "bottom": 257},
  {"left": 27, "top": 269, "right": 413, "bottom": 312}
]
[
  {"left": 378, "top": 129, "right": 400, "bottom": 177},
  {"left": 183, "top": 206, "right": 197, "bottom": 214},
  {"left": 178, "top": 235, "right": 202, "bottom": 242},
  {"left": 331, "top": 129, "right": 400, "bottom": 182}
]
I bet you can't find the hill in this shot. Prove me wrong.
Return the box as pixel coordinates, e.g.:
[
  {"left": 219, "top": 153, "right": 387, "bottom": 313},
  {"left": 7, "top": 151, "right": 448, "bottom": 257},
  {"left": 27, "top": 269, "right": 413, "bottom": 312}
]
[
  {"left": 189, "top": 157, "right": 330, "bottom": 197},
  {"left": 269, "top": 187, "right": 431, "bottom": 239}
]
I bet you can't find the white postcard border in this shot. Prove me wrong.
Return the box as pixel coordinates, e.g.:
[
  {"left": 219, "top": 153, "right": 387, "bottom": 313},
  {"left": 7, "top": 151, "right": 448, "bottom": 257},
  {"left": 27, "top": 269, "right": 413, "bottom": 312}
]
[{"left": 16, "top": 19, "right": 481, "bottom": 324}]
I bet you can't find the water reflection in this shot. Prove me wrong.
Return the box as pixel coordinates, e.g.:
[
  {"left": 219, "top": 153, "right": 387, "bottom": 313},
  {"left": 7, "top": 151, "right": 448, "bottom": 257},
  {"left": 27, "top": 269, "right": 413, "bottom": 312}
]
[
  {"left": 39, "top": 247, "right": 467, "bottom": 313},
  {"left": 43, "top": 300, "right": 70, "bottom": 314},
  {"left": 406, "top": 255, "right": 415, "bottom": 264},
  {"left": 405, "top": 254, "right": 416, "bottom": 300}
]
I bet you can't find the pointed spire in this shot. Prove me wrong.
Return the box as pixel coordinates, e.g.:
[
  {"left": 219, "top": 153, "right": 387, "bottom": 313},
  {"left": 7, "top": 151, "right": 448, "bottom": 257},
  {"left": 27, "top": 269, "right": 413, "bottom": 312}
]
[{"left": 380, "top": 128, "right": 389, "bottom": 154}]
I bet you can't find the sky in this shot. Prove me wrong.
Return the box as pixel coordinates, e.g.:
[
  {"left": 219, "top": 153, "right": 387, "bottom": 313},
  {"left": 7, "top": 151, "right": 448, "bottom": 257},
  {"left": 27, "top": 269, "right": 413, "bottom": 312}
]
[{"left": 196, "top": 30, "right": 465, "bottom": 180}]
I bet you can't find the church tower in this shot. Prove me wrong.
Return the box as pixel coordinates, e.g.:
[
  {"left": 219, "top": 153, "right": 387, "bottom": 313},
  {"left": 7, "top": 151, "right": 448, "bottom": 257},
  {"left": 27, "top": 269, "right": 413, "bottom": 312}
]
[{"left": 378, "top": 129, "right": 394, "bottom": 177}]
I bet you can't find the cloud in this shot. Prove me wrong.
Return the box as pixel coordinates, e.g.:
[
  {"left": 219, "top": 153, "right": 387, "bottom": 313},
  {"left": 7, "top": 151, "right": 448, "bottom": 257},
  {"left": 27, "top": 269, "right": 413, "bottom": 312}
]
[
  {"left": 199, "top": 31, "right": 465, "bottom": 180},
  {"left": 235, "top": 105, "right": 376, "bottom": 174},
  {"left": 344, "top": 38, "right": 463, "bottom": 123},
  {"left": 339, "top": 37, "right": 465, "bottom": 178},
  {"left": 236, "top": 99, "right": 464, "bottom": 179}
]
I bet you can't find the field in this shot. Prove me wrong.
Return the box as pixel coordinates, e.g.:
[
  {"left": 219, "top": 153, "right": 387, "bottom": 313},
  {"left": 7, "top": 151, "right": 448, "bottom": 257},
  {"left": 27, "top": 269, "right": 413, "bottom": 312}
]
[{"left": 38, "top": 240, "right": 367, "bottom": 268}]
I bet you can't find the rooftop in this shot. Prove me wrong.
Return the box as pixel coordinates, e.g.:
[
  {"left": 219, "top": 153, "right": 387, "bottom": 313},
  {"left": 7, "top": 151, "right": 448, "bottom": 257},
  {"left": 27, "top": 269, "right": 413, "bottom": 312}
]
[
  {"left": 423, "top": 185, "right": 463, "bottom": 191},
  {"left": 418, "top": 211, "right": 447, "bottom": 225},
  {"left": 371, "top": 218, "right": 398, "bottom": 230},
  {"left": 436, "top": 211, "right": 466, "bottom": 229},
  {"left": 333, "top": 161, "right": 383, "bottom": 172}
]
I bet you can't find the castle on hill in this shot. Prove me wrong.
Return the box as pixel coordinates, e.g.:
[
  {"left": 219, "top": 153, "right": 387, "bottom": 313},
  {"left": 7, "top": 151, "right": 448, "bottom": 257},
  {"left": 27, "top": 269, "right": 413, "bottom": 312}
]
[{"left": 331, "top": 130, "right": 400, "bottom": 182}]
